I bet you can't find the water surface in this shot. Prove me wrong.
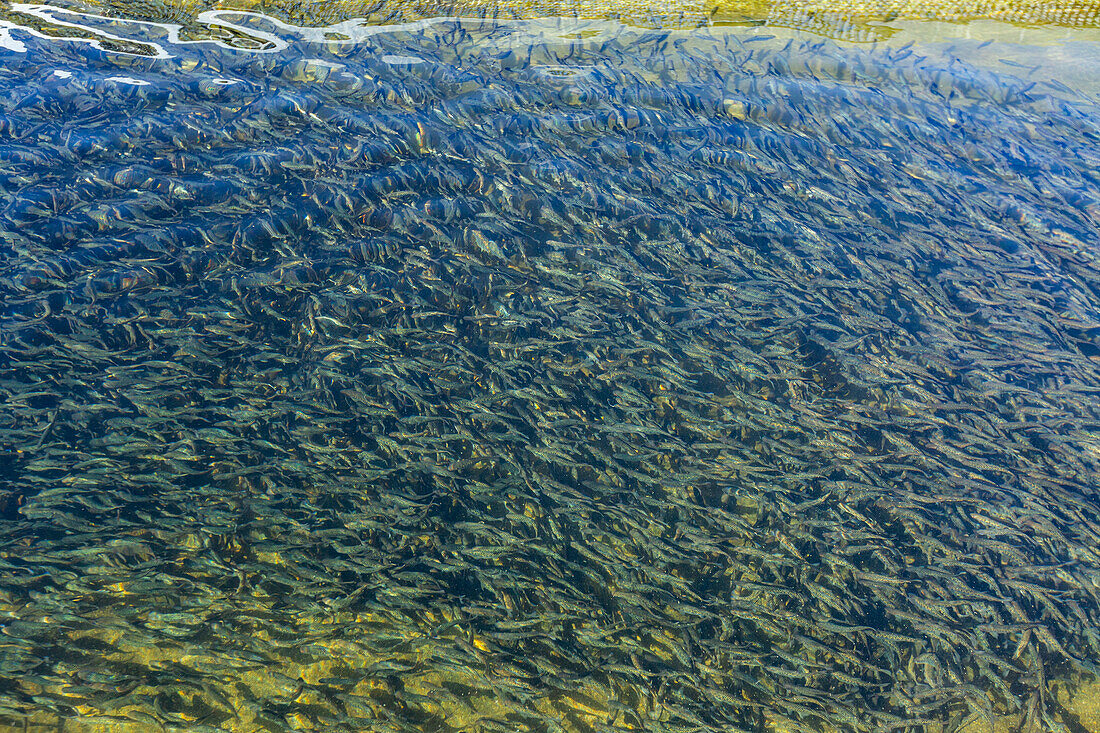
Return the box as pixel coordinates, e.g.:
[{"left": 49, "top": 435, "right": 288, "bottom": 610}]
[{"left": 1, "top": 9, "right": 1100, "bottom": 733}]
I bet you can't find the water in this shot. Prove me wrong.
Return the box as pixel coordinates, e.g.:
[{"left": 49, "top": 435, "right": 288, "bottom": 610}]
[{"left": 1, "top": 6, "right": 1100, "bottom": 733}]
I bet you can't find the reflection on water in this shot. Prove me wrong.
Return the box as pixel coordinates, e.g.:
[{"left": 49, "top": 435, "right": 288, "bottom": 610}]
[
  {"left": 2, "top": 9, "right": 1100, "bottom": 733},
  {"left": 6, "top": 0, "right": 1100, "bottom": 47}
]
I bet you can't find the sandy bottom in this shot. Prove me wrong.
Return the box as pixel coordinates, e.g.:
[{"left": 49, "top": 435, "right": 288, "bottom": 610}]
[{"left": 3, "top": 675, "right": 1100, "bottom": 732}]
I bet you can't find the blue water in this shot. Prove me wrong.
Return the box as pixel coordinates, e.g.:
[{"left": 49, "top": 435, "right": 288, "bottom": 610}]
[{"left": 1, "top": 9, "right": 1100, "bottom": 733}]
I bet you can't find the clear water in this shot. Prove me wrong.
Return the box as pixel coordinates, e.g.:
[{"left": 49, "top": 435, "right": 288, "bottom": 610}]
[{"left": 1, "top": 8, "right": 1100, "bottom": 733}]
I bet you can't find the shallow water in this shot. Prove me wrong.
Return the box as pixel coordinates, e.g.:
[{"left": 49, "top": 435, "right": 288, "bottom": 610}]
[{"left": 1, "top": 7, "right": 1100, "bottom": 733}]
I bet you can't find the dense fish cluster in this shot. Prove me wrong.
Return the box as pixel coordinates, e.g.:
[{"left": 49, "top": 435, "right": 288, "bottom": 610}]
[{"left": 2, "top": 13, "right": 1100, "bottom": 733}]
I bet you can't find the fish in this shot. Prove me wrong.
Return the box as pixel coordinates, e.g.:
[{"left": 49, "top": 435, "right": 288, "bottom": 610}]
[{"left": 2, "top": 12, "right": 1100, "bottom": 733}]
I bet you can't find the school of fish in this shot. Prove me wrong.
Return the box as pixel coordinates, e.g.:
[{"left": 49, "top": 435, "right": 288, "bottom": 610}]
[{"left": 1, "top": 11, "right": 1100, "bottom": 733}]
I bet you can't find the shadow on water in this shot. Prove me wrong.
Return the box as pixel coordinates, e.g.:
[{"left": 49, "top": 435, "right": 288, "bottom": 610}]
[{"left": 1, "top": 7, "right": 1100, "bottom": 733}]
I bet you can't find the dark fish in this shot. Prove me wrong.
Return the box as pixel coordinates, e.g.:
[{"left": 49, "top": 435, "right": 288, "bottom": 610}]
[{"left": 1, "top": 14, "right": 1099, "bottom": 733}]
